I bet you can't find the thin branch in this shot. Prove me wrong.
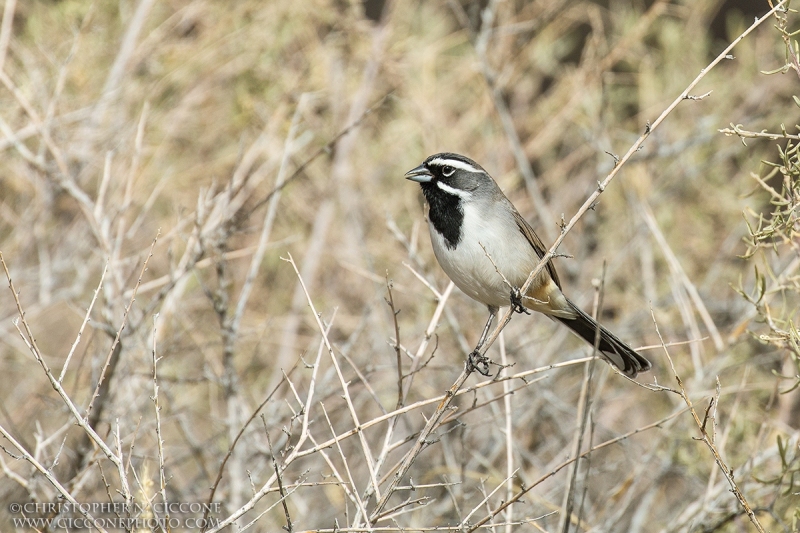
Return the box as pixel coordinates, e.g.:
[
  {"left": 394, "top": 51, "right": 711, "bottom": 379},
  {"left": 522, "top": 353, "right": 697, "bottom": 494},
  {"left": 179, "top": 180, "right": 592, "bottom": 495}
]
[
  {"left": 86, "top": 230, "right": 160, "bottom": 418},
  {"left": 649, "top": 309, "right": 766, "bottom": 533},
  {"left": 559, "top": 266, "right": 604, "bottom": 533},
  {"left": 151, "top": 313, "right": 169, "bottom": 529},
  {"left": 248, "top": 90, "right": 394, "bottom": 217},
  {"left": 355, "top": 278, "right": 456, "bottom": 518},
  {"left": 321, "top": 402, "right": 370, "bottom": 526},
  {"left": 264, "top": 417, "right": 294, "bottom": 533},
  {"left": 386, "top": 274, "right": 404, "bottom": 410},
  {"left": 0, "top": 252, "right": 128, "bottom": 493},
  {"left": 281, "top": 254, "right": 382, "bottom": 502},
  {"left": 499, "top": 332, "right": 514, "bottom": 533},
  {"left": 719, "top": 123, "right": 800, "bottom": 143},
  {"left": 231, "top": 94, "right": 309, "bottom": 335},
  {"left": 468, "top": 407, "right": 691, "bottom": 532},
  {"left": 206, "top": 283, "right": 326, "bottom": 532},
  {"left": 639, "top": 200, "right": 724, "bottom": 352},
  {"left": 460, "top": 469, "right": 519, "bottom": 528},
  {"left": 0, "top": 422, "right": 110, "bottom": 533},
  {"left": 201, "top": 357, "right": 301, "bottom": 527},
  {"left": 59, "top": 260, "right": 108, "bottom": 382}
]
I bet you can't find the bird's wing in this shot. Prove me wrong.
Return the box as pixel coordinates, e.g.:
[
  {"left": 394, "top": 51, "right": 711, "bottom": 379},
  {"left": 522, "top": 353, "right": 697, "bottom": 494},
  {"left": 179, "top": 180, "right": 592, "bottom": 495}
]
[{"left": 512, "top": 209, "right": 562, "bottom": 289}]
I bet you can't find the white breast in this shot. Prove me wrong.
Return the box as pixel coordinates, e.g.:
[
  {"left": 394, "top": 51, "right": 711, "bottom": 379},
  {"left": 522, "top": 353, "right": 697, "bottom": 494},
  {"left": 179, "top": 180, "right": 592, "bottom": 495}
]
[{"left": 429, "top": 201, "right": 544, "bottom": 310}]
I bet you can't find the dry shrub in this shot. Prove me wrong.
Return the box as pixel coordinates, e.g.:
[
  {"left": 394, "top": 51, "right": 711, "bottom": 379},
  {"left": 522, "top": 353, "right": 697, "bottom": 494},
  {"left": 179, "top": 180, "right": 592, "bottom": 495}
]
[{"left": 0, "top": 0, "right": 798, "bottom": 531}]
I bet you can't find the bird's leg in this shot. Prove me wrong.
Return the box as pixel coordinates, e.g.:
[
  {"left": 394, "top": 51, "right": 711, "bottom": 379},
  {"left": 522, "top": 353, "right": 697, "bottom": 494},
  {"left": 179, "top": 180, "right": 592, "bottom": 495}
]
[
  {"left": 467, "top": 308, "right": 496, "bottom": 376},
  {"left": 510, "top": 287, "right": 531, "bottom": 315}
]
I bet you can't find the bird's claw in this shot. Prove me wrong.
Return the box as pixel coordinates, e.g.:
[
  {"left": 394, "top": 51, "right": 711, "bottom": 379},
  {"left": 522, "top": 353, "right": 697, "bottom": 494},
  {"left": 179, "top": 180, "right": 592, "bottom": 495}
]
[
  {"left": 466, "top": 351, "right": 491, "bottom": 376},
  {"left": 510, "top": 288, "right": 531, "bottom": 315}
]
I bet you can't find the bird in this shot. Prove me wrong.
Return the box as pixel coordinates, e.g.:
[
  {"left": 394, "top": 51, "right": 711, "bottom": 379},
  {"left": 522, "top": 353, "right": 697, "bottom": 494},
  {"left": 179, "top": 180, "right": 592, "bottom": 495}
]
[{"left": 405, "top": 152, "right": 651, "bottom": 378}]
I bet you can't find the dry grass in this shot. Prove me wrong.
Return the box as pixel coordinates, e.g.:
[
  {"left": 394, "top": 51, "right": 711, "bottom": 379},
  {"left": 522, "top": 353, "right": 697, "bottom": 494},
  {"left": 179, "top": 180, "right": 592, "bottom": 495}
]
[{"left": 0, "top": 0, "right": 798, "bottom": 531}]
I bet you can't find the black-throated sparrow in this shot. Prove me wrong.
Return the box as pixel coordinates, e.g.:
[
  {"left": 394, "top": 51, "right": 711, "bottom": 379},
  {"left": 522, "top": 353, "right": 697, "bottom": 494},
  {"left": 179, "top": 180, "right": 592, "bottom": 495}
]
[{"left": 405, "top": 152, "right": 651, "bottom": 377}]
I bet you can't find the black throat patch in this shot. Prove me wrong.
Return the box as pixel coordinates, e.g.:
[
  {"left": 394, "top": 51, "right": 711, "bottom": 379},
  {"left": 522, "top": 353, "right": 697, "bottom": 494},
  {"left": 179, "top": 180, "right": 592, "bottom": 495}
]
[{"left": 421, "top": 182, "right": 463, "bottom": 249}]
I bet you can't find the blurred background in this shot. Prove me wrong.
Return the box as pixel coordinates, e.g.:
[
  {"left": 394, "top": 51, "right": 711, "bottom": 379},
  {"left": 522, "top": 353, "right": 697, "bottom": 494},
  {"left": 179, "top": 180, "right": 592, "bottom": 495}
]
[{"left": 0, "top": 0, "right": 798, "bottom": 531}]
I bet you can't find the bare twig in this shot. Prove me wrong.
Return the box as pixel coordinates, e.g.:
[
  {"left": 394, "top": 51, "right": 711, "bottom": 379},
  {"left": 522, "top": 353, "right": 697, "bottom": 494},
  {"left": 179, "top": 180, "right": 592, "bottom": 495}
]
[
  {"left": 639, "top": 201, "right": 724, "bottom": 352},
  {"left": 649, "top": 309, "right": 766, "bottom": 533},
  {"left": 369, "top": 364, "right": 472, "bottom": 520},
  {"left": 206, "top": 273, "right": 326, "bottom": 532},
  {"left": 321, "top": 402, "right": 370, "bottom": 526},
  {"left": 719, "top": 123, "right": 800, "bottom": 143},
  {"left": 86, "top": 231, "right": 160, "bottom": 418},
  {"left": 0, "top": 422, "right": 110, "bottom": 533},
  {"left": 231, "top": 94, "right": 309, "bottom": 335},
  {"left": 0, "top": 252, "right": 130, "bottom": 497},
  {"left": 355, "top": 278, "right": 457, "bottom": 518},
  {"left": 499, "top": 332, "right": 514, "bottom": 533},
  {"left": 248, "top": 90, "right": 394, "bottom": 217},
  {"left": 468, "top": 407, "right": 691, "bottom": 532},
  {"left": 151, "top": 313, "right": 169, "bottom": 531},
  {"left": 201, "top": 357, "right": 301, "bottom": 527},
  {"left": 559, "top": 267, "right": 604, "bottom": 533},
  {"left": 282, "top": 254, "right": 382, "bottom": 502},
  {"left": 264, "top": 417, "right": 294, "bottom": 533},
  {"left": 460, "top": 468, "right": 520, "bottom": 529},
  {"left": 386, "top": 275, "right": 404, "bottom": 410},
  {"left": 59, "top": 261, "right": 108, "bottom": 382}
]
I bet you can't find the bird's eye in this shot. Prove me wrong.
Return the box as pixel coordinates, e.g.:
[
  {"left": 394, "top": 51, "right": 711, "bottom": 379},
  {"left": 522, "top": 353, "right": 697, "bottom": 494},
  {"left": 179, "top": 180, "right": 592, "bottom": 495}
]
[{"left": 442, "top": 165, "right": 455, "bottom": 177}]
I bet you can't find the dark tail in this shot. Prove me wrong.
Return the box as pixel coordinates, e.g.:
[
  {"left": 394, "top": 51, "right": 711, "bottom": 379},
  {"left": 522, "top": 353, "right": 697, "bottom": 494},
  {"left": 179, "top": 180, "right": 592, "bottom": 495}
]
[{"left": 555, "top": 299, "right": 651, "bottom": 377}]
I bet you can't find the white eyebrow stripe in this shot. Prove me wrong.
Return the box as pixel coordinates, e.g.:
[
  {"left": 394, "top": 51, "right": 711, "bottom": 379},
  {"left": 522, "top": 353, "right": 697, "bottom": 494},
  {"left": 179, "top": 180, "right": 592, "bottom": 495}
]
[
  {"left": 428, "top": 158, "right": 486, "bottom": 174},
  {"left": 436, "top": 180, "right": 472, "bottom": 199}
]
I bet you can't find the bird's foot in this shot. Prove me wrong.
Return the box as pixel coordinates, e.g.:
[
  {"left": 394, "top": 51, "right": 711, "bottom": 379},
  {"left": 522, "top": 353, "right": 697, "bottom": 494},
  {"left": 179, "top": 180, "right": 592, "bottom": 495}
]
[
  {"left": 510, "top": 288, "right": 531, "bottom": 315},
  {"left": 466, "top": 351, "right": 491, "bottom": 376}
]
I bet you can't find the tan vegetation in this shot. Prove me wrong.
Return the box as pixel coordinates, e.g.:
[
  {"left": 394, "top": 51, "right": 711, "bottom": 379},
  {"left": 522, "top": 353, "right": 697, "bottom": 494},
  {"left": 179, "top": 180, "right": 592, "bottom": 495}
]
[{"left": 0, "top": 0, "right": 798, "bottom": 531}]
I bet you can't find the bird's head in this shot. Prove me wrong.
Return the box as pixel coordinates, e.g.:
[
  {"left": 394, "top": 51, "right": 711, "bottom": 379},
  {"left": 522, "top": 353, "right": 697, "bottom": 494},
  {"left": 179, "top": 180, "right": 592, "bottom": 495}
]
[{"left": 405, "top": 153, "right": 490, "bottom": 200}]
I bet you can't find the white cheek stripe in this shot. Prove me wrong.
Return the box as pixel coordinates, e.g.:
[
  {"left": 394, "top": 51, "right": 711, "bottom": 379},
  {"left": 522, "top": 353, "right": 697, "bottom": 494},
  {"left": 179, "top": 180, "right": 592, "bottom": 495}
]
[
  {"left": 436, "top": 180, "right": 472, "bottom": 199},
  {"left": 428, "top": 158, "right": 485, "bottom": 174}
]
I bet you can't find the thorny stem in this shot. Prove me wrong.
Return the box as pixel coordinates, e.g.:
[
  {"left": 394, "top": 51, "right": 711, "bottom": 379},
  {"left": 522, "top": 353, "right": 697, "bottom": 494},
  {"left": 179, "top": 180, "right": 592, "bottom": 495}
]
[{"left": 650, "top": 310, "right": 767, "bottom": 533}]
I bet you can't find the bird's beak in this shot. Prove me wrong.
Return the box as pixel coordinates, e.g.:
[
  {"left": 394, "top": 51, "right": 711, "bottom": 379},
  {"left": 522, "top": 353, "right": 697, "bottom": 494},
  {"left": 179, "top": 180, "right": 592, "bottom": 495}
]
[{"left": 404, "top": 164, "right": 433, "bottom": 183}]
